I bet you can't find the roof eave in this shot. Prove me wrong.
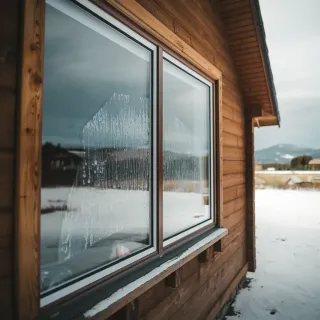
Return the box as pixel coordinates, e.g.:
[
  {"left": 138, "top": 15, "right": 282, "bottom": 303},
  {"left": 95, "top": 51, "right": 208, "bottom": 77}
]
[{"left": 251, "top": 0, "right": 280, "bottom": 127}]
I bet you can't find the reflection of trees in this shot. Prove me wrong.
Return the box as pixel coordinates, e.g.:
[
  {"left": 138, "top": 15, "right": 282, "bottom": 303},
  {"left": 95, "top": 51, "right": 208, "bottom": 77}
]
[
  {"left": 42, "top": 143, "right": 208, "bottom": 192},
  {"left": 42, "top": 143, "right": 82, "bottom": 187}
]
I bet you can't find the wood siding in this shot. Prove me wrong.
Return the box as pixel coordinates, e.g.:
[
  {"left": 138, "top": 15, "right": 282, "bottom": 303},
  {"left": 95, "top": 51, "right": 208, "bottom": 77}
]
[
  {"left": 219, "top": 0, "right": 274, "bottom": 116},
  {"left": 0, "top": 1, "right": 20, "bottom": 319},
  {"left": 111, "top": 0, "right": 247, "bottom": 319},
  {"left": 0, "top": 0, "right": 251, "bottom": 319}
]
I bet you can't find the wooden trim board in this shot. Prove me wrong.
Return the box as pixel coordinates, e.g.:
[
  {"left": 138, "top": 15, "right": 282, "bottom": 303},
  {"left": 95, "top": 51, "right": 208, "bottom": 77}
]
[
  {"left": 106, "top": 0, "right": 222, "bottom": 81},
  {"left": 15, "top": 0, "right": 45, "bottom": 319}
]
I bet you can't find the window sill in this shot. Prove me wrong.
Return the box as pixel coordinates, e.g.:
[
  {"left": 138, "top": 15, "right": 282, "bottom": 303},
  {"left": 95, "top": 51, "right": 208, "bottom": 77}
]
[{"left": 83, "top": 227, "right": 228, "bottom": 319}]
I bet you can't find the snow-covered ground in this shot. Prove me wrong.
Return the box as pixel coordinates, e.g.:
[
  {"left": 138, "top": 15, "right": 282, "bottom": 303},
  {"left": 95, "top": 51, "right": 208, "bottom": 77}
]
[
  {"left": 226, "top": 189, "right": 320, "bottom": 320},
  {"left": 256, "top": 170, "right": 320, "bottom": 175}
]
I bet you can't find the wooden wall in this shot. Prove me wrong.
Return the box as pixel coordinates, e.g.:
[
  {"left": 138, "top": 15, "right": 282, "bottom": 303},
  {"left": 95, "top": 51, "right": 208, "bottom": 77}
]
[
  {"left": 0, "top": 1, "right": 20, "bottom": 319},
  {"left": 108, "top": 0, "right": 248, "bottom": 319},
  {"left": 0, "top": 0, "right": 249, "bottom": 319}
]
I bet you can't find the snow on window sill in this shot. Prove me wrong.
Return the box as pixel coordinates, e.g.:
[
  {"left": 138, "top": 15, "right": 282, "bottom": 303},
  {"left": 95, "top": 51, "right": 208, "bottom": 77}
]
[{"left": 84, "top": 227, "right": 228, "bottom": 319}]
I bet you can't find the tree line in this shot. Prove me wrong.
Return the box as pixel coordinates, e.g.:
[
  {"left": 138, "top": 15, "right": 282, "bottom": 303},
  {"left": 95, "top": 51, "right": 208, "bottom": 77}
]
[{"left": 261, "top": 155, "right": 314, "bottom": 171}]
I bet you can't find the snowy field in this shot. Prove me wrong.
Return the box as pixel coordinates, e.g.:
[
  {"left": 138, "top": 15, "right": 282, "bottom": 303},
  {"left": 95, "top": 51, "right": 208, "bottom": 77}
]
[
  {"left": 40, "top": 187, "right": 209, "bottom": 291},
  {"left": 226, "top": 189, "right": 320, "bottom": 320},
  {"left": 255, "top": 171, "right": 320, "bottom": 175}
]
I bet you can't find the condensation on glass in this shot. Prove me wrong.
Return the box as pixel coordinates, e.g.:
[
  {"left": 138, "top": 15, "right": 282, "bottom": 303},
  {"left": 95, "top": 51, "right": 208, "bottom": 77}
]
[
  {"left": 41, "top": 3, "right": 153, "bottom": 294},
  {"left": 163, "top": 58, "right": 212, "bottom": 240}
]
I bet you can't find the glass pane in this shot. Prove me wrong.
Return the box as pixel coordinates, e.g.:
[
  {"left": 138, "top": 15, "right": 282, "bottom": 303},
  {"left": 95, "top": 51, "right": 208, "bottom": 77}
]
[
  {"left": 163, "top": 58, "right": 211, "bottom": 240},
  {"left": 41, "top": 4, "right": 152, "bottom": 294}
]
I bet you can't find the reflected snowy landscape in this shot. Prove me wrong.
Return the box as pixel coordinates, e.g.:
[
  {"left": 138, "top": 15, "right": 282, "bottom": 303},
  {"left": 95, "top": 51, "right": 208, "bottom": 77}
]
[
  {"left": 41, "top": 187, "right": 209, "bottom": 292},
  {"left": 226, "top": 189, "right": 320, "bottom": 320}
]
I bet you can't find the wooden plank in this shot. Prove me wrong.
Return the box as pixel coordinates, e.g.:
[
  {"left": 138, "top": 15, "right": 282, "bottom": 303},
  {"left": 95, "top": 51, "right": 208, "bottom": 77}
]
[
  {"left": 223, "top": 186, "right": 237, "bottom": 204},
  {"left": 137, "top": 0, "right": 239, "bottom": 85},
  {"left": 236, "top": 65, "right": 264, "bottom": 75},
  {"left": 223, "top": 161, "right": 245, "bottom": 175},
  {"left": 90, "top": 229, "right": 228, "bottom": 320},
  {"left": 136, "top": 0, "right": 175, "bottom": 32},
  {"left": 229, "top": 35, "right": 257, "bottom": 47},
  {"left": 170, "top": 246, "right": 246, "bottom": 320},
  {"left": 0, "top": 156, "right": 14, "bottom": 209},
  {"left": 223, "top": 132, "right": 238, "bottom": 148},
  {"left": 0, "top": 213, "right": 12, "bottom": 250},
  {"left": 165, "top": 269, "right": 183, "bottom": 288},
  {"left": 222, "top": 219, "right": 246, "bottom": 249},
  {"left": 223, "top": 173, "right": 245, "bottom": 189},
  {"left": 224, "top": 207, "right": 246, "bottom": 230},
  {"left": 234, "top": 51, "right": 261, "bottom": 62},
  {"left": 255, "top": 115, "right": 278, "bottom": 126},
  {"left": 173, "top": 20, "right": 191, "bottom": 46},
  {"left": 143, "top": 234, "right": 245, "bottom": 320},
  {"left": 223, "top": 118, "right": 243, "bottom": 137},
  {"left": 223, "top": 103, "right": 234, "bottom": 121},
  {"left": 245, "top": 90, "right": 269, "bottom": 97},
  {"left": 243, "top": 85, "right": 269, "bottom": 93},
  {"left": 203, "top": 263, "right": 248, "bottom": 320},
  {"left": 233, "top": 111, "right": 244, "bottom": 126},
  {"left": 219, "top": 5, "right": 251, "bottom": 19},
  {"left": 223, "top": 12, "right": 252, "bottom": 24},
  {"left": 0, "top": 248, "right": 11, "bottom": 277},
  {"left": 232, "top": 44, "right": 260, "bottom": 57},
  {"left": 223, "top": 146, "right": 245, "bottom": 161},
  {"left": 226, "top": 22, "right": 255, "bottom": 35},
  {"left": 237, "top": 135, "right": 245, "bottom": 148},
  {"left": 198, "top": 247, "right": 215, "bottom": 264},
  {"left": 0, "top": 60, "right": 17, "bottom": 92},
  {"left": 108, "top": 0, "right": 222, "bottom": 81},
  {"left": 15, "top": 0, "right": 45, "bottom": 319},
  {"left": 0, "top": 277, "right": 13, "bottom": 319},
  {"left": 219, "top": 0, "right": 250, "bottom": 13},
  {"left": 240, "top": 74, "right": 266, "bottom": 81},
  {"left": 0, "top": 91, "right": 15, "bottom": 149},
  {"left": 223, "top": 197, "right": 245, "bottom": 219}
]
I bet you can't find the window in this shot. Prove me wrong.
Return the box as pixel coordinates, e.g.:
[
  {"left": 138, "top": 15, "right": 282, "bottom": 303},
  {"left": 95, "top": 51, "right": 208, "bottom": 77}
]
[
  {"left": 41, "top": 0, "right": 156, "bottom": 301},
  {"left": 40, "top": 0, "right": 216, "bottom": 306},
  {"left": 163, "top": 54, "right": 213, "bottom": 243}
]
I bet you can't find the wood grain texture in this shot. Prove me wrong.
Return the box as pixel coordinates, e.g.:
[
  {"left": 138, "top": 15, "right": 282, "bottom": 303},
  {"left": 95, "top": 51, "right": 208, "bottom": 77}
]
[
  {"left": 218, "top": 0, "right": 277, "bottom": 121},
  {"left": 140, "top": 234, "right": 245, "bottom": 320},
  {"left": 2, "top": 0, "right": 253, "bottom": 319},
  {"left": 108, "top": 0, "right": 222, "bottom": 81},
  {"left": 0, "top": 0, "right": 20, "bottom": 318},
  {"left": 15, "top": 0, "right": 45, "bottom": 318},
  {"left": 203, "top": 263, "right": 248, "bottom": 320}
]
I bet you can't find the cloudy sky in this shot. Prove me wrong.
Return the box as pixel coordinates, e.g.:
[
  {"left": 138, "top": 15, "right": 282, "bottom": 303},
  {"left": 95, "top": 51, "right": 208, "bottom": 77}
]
[{"left": 255, "top": 0, "right": 320, "bottom": 150}]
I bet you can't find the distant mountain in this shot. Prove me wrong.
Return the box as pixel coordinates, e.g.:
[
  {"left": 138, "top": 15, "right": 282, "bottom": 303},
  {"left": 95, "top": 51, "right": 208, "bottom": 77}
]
[{"left": 255, "top": 144, "right": 320, "bottom": 163}]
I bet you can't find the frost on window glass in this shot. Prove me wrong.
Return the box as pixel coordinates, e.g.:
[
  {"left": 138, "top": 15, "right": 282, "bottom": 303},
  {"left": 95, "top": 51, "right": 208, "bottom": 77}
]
[
  {"left": 41, "top": 4, "right": 152, "bottom": 294},
  {"left": 163, "top": 59, "right": 211, "bottom": 240}
]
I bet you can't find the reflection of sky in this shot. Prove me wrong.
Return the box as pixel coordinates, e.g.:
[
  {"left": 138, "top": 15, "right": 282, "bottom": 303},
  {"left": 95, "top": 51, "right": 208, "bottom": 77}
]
[
  {"left": 43, "top": 4, "right": 211, "bottom": 156},
  {"left": 163, "top": 60, "right": 210, "bottom": 156},
  {"left": 43, "top": 5, "right": 151, "bottom": 148}
]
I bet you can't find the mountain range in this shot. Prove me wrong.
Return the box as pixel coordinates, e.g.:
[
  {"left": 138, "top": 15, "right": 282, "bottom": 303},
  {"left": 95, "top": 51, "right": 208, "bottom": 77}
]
[{"left": 255, "top": 144, "right": 320, "bottom": 163}]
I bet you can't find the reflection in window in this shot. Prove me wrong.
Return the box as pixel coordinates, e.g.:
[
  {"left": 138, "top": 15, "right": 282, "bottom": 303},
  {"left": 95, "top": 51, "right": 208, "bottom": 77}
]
[
  {"left": 163, "top": 58, "right": 212, "bottom": 240},
  {"left": 41, "top": 3, "right": 152, "bottom": 294}
]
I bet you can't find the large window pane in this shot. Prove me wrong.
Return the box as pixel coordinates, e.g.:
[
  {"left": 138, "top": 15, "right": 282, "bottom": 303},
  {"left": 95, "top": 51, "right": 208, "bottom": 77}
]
[
  {"left": 41, "top": 3, "right": 153, "bottom": 294},
  {"left": 163, "top": 57, "right": 212, "bottom": 240}
]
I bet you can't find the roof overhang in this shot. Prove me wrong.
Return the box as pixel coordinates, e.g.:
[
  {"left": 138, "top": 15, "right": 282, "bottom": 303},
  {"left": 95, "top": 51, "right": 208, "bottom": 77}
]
[{"left": 219, "top": 0, "right": 280, "bottom": 127}]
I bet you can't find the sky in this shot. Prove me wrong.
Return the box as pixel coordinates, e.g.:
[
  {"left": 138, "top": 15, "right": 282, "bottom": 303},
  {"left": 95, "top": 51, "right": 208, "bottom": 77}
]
[
  {"left": 43, "top": 4, "right": 209, "bottom": 156},
  {"left": 255, "top": 0, "right": 320, "bottom": 150}
]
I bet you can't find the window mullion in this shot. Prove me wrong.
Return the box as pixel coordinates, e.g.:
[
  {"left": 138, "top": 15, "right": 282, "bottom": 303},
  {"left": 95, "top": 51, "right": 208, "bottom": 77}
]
[{"left": 156, "top": 47, "right": 164, "bottom": 253}]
